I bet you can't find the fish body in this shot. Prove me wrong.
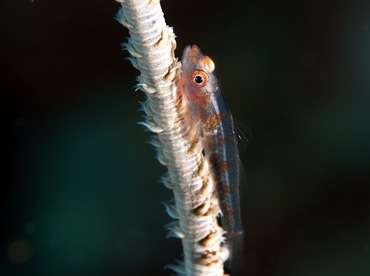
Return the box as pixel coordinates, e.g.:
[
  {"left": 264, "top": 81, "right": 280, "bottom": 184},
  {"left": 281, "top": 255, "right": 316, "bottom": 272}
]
[{"left": 181, "top": 45, "right": 244, "bottom": 271}]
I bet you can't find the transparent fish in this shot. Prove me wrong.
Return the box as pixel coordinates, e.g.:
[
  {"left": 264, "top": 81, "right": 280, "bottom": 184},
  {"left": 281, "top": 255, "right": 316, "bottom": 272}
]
[{"left": 181, "top": 45, "right": 245, "bottom": 273}]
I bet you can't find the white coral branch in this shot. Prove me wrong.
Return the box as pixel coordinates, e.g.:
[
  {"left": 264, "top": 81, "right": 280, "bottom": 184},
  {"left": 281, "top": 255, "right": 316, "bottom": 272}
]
[{"left": 116, "top": 0, "right": 228, "bottom": 275}]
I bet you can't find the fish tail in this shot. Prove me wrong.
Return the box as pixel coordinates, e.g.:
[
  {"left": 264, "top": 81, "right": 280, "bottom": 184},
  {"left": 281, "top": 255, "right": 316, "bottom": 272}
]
[{"left": 225, "top": 231, "right": 245, "bottom": 275}]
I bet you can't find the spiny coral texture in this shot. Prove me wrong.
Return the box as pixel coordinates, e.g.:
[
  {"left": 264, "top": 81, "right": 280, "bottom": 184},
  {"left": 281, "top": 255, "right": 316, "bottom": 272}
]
[{"left": 116, "top": 0, "right": 228, "bottom": 275}]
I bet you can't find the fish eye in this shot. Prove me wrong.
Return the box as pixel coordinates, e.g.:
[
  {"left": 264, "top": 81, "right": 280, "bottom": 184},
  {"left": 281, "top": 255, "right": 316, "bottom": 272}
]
[
  {"left": 195, "top": 75, "right": 203, "bottom": 84},
  {"left": 191, "top": 70, "right": 209, "bottom": 87}
]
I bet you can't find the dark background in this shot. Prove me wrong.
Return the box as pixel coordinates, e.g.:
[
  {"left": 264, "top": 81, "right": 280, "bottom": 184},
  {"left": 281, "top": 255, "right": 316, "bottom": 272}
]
[{"left": 2, "top": 0, "right": 370, "bottom": 275}]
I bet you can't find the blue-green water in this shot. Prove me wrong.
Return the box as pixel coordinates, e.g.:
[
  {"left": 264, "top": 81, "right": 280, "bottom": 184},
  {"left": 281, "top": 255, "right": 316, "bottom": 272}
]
[{"left": 2, "top": 1, "right": 370, "bottom": 275}]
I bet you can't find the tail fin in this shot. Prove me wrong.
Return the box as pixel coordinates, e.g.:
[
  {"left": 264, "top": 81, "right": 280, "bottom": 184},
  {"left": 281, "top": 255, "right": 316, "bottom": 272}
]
[{"left": 225, "top": 231, "right": 245, "bottom": 275}]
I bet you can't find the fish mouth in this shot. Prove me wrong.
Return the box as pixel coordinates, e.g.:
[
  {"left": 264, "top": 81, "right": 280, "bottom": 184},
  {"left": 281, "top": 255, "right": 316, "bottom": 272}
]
[{"left": 181, "top": 44, "right": 203, "bottom": 72}]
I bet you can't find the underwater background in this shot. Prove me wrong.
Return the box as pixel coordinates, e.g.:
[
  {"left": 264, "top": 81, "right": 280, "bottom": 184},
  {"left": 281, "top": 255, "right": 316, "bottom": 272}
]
[{"left": 2, "top": 0, "right": 370, "bottom": 275}]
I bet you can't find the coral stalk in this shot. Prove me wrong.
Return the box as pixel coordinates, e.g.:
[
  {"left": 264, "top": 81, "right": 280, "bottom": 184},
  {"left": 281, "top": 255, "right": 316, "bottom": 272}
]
[{"left": 116, "top": 0, "right": 228, "bottom": 275}]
